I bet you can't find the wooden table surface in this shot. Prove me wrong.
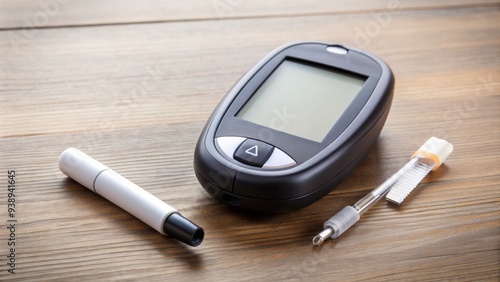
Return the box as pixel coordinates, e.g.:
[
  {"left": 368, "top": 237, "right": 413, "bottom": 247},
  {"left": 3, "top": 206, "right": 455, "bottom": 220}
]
[{"left": 1, "top": 1, "right": 499, "bottom": 280}]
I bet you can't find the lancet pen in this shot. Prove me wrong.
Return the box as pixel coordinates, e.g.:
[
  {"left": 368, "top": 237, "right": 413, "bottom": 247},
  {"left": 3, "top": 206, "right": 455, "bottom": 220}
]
[{"left": 59, "top": 148, "right": 204, "bottom": 247}]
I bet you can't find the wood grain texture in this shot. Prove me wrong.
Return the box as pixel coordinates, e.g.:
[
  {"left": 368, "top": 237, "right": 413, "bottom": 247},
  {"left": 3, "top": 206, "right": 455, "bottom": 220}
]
[
  {"left": 1, "top": 1, "right": 499, "bottom": 281},
  {"left": 0, "top": 0, "right": 499, "bottom": 29}
]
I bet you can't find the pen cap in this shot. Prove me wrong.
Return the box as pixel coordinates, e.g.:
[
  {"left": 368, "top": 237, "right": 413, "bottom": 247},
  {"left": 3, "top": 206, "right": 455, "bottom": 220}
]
[
  {"left": 59, "top": 148, "right": 109, "bottom": 191},
  {"left": 411, "top": 137, "right": 453, "bottom": 171}
]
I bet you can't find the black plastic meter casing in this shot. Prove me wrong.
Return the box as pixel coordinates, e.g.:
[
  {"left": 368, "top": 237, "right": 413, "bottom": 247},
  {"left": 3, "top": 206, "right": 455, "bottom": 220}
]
[{"left": 194, "top": 42, "right": 394, "bottom": 213}]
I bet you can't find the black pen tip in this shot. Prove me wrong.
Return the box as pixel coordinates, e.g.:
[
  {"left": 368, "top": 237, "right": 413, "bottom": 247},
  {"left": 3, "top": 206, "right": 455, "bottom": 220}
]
[{"left": 163, "top": 213, "right": 204, "bottom": 246}]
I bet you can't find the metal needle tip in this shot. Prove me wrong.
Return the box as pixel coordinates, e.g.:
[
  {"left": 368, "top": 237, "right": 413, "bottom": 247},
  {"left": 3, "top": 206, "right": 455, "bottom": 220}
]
[{"left": 312, "top": 227, "right": 334, "bottom": 246}]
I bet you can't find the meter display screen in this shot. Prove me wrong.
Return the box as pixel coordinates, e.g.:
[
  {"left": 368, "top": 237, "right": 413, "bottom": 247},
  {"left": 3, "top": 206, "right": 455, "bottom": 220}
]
[{"left": 237, "top": 60, "right": 366, "bottom": 142}]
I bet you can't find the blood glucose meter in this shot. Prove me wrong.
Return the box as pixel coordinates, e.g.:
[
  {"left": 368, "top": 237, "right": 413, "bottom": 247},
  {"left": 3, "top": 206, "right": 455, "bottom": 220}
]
[{"left": 194, "top": 42, "right": 394, "bottom": 213}]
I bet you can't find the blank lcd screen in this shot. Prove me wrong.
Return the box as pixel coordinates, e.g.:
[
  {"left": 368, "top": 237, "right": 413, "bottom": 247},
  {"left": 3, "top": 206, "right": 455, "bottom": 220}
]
[{"left": 236, "top": 60, "right": 366, "bottom": 142}]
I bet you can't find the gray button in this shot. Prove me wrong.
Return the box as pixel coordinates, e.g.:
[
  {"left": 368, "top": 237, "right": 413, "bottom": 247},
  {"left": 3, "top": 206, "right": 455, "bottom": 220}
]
[
  {"left": 262, "top": 147, "right": 296, "bottom": 169},
  {"left": 215, "top": 136, "right": 246, "bottom": 158}
]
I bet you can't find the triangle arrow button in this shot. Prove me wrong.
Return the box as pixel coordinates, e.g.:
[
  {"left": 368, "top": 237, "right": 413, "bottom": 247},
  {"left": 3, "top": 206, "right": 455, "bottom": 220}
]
[
  {"left": 245, "top": 145, "right": 259, "bottom": 157},
  {"left": 234, "top": 139, "right": 275, "bottom": 167}
]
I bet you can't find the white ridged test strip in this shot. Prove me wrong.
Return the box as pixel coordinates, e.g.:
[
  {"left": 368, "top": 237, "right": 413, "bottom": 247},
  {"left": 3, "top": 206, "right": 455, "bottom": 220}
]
[
  {"left": 386, "top": 137, "right": 453, "bottom": 205},
  {"left": 386, "top": 160, "right": 434, "bottom": 205}
]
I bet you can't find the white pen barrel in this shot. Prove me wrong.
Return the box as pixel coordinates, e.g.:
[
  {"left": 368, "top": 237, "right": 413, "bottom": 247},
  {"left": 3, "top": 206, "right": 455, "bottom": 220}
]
[
  {"left": 59, "top": 148, "right": 204, "bottom": 246},
  {"left": 59, "top": 148, "right": 177, "bottom": 235},
  {"left": 59, "top": 147, "right": 109, "bottom": 191},
  {"left": 94, "top": 169, "right": 177, "bottom": 235}
]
